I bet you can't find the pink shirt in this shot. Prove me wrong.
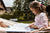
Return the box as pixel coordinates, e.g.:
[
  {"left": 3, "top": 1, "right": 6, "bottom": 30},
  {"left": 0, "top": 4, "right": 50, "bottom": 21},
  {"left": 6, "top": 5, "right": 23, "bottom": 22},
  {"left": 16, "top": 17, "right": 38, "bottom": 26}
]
[{"left": 34, "top": 12, "right": 48, "bottom": 28}]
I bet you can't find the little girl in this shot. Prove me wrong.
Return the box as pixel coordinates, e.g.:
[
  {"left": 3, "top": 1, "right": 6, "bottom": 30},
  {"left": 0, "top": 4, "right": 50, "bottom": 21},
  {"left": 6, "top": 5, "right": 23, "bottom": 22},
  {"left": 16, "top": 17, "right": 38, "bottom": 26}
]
[{"left": 28, "top": 1, "right": 48, "bottom": 33}]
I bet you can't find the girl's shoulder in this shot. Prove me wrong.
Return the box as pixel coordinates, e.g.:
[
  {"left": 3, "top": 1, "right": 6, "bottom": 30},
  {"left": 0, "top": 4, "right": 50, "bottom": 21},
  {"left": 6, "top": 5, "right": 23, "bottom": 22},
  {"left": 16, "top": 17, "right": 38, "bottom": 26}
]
[
  {"left": 39, "top": 12, "right": 46, "bottom": 16},
  {"left": 35, "top": 12, "right": 46, "bottom": 18}
]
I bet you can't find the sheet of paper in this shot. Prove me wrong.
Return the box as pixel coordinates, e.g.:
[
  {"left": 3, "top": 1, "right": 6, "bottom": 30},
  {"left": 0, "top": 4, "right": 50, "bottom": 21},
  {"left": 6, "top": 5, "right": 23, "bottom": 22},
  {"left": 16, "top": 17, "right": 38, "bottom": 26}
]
[{"left": 6, "top": 23, "right": 31, "bottom": 32}]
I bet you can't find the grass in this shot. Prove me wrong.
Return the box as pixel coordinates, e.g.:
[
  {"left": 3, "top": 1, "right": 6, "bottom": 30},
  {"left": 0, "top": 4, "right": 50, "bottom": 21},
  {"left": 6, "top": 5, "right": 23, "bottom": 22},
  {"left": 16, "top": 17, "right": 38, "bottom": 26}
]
[{"left": 18, "top": 21, "right": 34, "bottom": 23}]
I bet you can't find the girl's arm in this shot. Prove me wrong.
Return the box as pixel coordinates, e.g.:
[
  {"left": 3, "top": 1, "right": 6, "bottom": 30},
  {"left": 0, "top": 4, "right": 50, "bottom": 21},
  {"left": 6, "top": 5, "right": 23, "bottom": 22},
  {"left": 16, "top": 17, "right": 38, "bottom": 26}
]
[
  {"left": 28, "top": 22, "right": 35, "bottom": 27},
  {"left": 31, "top": 26, "right": 47, "bottom": 33}
]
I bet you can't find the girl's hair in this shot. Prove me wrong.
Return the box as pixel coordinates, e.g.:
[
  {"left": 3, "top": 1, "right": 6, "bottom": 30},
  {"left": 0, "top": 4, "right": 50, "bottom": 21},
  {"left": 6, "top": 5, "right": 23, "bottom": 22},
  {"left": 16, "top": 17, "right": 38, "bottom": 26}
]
[{"left": 29, "top": 1, "right": 46, "bottom": 13}]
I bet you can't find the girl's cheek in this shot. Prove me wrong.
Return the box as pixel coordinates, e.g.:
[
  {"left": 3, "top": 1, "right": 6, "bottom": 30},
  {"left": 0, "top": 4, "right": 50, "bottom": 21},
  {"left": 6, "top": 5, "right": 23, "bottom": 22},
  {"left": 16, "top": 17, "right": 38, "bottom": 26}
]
[{"left": 33, "top": 11, "right": 36, "bottom": 14}]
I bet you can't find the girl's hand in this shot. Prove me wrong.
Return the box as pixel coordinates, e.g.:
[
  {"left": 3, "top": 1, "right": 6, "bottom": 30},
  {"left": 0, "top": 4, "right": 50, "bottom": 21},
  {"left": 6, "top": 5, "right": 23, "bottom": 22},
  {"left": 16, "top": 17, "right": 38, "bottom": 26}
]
[{"left": 31, "top": 30, "right": 39, "bottom": 33}]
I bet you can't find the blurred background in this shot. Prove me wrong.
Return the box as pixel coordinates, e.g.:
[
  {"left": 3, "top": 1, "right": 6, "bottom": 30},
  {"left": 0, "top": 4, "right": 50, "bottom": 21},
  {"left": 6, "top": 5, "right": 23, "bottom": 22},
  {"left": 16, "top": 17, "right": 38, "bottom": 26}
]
[{"left": 0, "top": 0, "right": 50, "bottom": 23}]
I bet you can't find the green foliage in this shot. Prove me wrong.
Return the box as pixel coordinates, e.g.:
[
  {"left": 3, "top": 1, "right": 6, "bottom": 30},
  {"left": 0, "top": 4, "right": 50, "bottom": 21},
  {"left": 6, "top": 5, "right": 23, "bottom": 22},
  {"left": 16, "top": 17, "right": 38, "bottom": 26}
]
[
  {"left": 0, "top": 0, "right": 35, "bottom": 21},
  {"left": 0, "top": 14, "right": 13, "bottom": 20},
  {"left": 12, "top": 0, "right": 35, "bottom": 21}
]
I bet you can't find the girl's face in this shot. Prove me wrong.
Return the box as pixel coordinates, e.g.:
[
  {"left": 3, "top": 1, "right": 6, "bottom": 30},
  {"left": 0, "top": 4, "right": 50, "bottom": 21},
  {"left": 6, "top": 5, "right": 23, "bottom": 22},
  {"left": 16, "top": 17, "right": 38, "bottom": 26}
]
[{"left": 30, "top": 8, "right": 37, "bottom": 15}]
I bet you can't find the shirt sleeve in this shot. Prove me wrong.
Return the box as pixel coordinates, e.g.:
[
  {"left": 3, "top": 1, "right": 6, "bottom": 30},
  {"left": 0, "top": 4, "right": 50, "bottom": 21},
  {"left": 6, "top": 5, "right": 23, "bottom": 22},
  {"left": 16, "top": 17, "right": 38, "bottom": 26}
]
[{"left": 40, "top": 13, "right": 48, "bottom": 28}]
